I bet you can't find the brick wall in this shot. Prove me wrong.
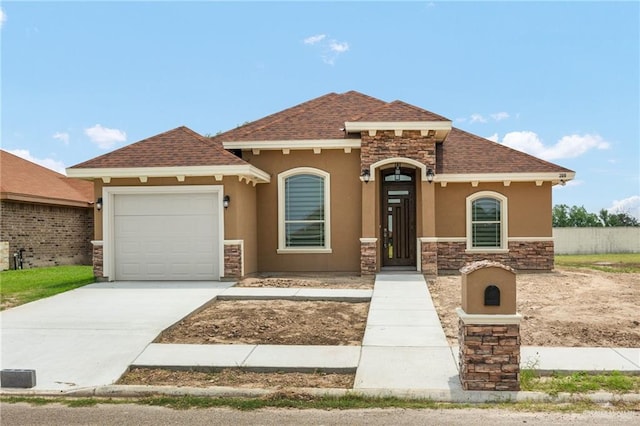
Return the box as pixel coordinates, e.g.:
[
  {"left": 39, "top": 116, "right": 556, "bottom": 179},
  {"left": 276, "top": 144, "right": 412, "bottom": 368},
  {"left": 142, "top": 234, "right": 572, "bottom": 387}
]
[
  {"left": 437, "top": 241, "right": 554, "bottom": 272},
  {"left": 360, "top": 130, "right": 436, "bottom": 170},
  {"left": 0, "top": 201, "right": 93, "bottom": 268}
]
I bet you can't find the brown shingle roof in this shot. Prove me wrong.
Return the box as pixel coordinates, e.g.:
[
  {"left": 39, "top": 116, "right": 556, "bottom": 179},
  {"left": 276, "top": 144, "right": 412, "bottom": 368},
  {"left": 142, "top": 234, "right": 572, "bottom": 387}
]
[
  {"left": 436, "top": 128, "right": 573, "bottom": 174},
  {"left": 1, "top": 150, "right": 93, "bottom": 206},
  {"left": 70, "top": 126, "right": 247, "bottom": 169},
  {"left": 351, "top": 100, "right": 450, "bottom": 122},
  {"left": 212, "top": 91, "right": 388, "bottom": 142}
]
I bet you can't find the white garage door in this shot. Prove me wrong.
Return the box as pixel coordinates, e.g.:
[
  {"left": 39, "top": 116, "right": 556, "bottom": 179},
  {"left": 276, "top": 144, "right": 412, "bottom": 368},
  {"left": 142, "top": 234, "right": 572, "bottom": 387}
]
[{"left": 114, "top": 192, "right": 219, "bottom": 280}]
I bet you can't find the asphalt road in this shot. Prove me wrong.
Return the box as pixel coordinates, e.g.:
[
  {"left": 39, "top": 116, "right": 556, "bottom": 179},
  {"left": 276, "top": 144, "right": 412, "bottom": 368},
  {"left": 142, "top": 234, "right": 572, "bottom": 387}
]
[{"left": 1, "top": 403, "right": 639, "bottom": 425}]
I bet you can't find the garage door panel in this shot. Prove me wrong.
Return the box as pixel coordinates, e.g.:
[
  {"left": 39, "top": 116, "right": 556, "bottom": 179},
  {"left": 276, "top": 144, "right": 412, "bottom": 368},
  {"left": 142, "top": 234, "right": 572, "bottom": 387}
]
[{"left": 114, "top": 192, "right": 220, "bottom": 281}]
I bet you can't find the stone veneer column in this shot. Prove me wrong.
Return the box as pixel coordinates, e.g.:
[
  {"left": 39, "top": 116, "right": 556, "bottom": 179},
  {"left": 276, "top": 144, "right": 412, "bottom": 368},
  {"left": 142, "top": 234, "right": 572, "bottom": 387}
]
[
  {"left": 0, "top": 241, "right": 9, "bottom": 270},
  {"left": 91, "top": 241, "right": 104, "bottom": 280},
  {"left": 223, "top": 240, "right": 244, "bottom": 279},
  {"left": 420, "top": 239, "right": 437, "bottom": 275},
  {"left": 456, "top": 309, "right": 522, "bottom": 391},
  {"left": 360, "top": 238, "right": 377, "bottom": 275}
]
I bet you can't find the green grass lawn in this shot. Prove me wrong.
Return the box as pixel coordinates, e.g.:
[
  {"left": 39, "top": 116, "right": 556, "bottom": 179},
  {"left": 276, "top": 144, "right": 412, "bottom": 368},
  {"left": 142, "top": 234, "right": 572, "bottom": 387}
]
[
  {"left": 555, "top": 253, "right": 640, "bottom": 273},
  {"left": 0, "top": 265, "right": 95, "bottom": 310}
]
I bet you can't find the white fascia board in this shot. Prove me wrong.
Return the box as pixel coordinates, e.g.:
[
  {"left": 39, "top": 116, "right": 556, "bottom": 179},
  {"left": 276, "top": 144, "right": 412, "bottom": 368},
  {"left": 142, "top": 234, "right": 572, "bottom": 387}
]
[
  {"left": 436, "top": 172, "right": 575, "bottom": 185},
  {"left": 223, "top": 139, "right": 362, "bottom": 151},
  {"left": 66, "top": 164, "right": 271, "bottom": 183},
  {"left": 344, "top": 121, "right": 452, "bottom": 132}
]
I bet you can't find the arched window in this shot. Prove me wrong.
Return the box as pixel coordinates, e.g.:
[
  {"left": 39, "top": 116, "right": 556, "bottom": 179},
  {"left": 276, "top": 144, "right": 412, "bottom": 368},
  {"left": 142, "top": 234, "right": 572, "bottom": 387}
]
[
  {"left": 277, "top": 168, "right": 331, "bottom": 253},
  {"left": 466, "top": 191, "right": 508, "bottom": 251}
]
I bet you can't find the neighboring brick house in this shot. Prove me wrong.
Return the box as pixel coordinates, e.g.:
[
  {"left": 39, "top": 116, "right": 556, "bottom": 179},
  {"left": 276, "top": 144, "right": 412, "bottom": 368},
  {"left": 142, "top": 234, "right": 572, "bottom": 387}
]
[
  {"left": 67, "top": 91, "right": 574, "bottom": 281},
  {"left": 0, "top": 150, "right": 94, "bottom": 270}
]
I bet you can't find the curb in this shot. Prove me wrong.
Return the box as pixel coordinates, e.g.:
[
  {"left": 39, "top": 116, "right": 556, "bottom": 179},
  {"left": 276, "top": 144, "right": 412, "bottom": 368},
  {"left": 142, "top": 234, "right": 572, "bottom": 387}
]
[{"left": 2, "top": 385, "right": 640, "bottom": 404}]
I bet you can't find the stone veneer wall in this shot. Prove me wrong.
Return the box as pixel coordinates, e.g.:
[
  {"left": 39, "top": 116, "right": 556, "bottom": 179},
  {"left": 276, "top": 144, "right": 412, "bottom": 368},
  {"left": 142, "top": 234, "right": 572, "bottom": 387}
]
[
  {"left": 0, "top": 201, "right": 93, "bottom": 268},
  {"left": 437, "top": 241, "right": 554, "bottom": 272},
  {"left": 360, "top": 130, "right": 436, "bottom": 170},
  {"left": 360, "top": 240, "right": 377, "bottom": 275},
  {"left": 458, "top": 320, "right": 521, "bottom": 391},
  {"left": 224, "top": 243, "right": 243, "bottom": 279}
]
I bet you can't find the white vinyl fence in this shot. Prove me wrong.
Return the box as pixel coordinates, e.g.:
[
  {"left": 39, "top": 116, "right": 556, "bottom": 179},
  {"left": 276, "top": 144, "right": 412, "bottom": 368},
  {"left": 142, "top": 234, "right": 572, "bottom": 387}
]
[{"left": 553, "top": 227, "right": 640, "bottom": 255}]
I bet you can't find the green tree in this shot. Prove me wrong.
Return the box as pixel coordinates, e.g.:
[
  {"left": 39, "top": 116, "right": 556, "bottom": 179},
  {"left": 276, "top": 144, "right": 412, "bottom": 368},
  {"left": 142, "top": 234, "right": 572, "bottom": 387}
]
[
  {"left": 568, "top": 205, "right": 601, "bottom": 227},
  {"left": 552, "top": 204, "right": 571, "bottom": 227},
  {"left": 554, "top": 204, "right": 640, "bottom": 227},
  {"left": 599, "top": 208, "right": 640, "bottom": 226}
]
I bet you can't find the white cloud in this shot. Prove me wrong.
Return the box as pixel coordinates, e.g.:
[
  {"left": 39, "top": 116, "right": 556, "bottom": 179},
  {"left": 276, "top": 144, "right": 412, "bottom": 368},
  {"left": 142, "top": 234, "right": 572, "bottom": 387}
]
[
  {"left": 498, "top": 131, "right": 610, "bottom": 161},
  {"left": 491, "top": 112, "right": 510, "bottom": 121},
  {"left": 304, "top": 34, "right": 326, "bottom": 45},
  {"left": 53, "top": 132, "right": 70, "bottom": 145},
  {"left": 304, "top": 34, "right": 350, "bottom": 65},
  {"left": 8, "top": 149, "right": 66, "bottom": 174},
  {"left": 470, "top": 114, "right": 487, "bottom": 124},
  {"left": 608, "top": 195, "right": 640, "bottom": 219},
  {"left": 0, "top": 8, "right": 6, "bottom": 29},
  {"left": 486, "top": 133, "right": 499, "bottom": 142},
  {"left": 84, "top": 124, "right": 126, "bottom": 149},
  {"left": 467, "top": 111, "right": 511, "bottom": 124},
  {"left": 329, "top": 41, "right": 349, "bottom": 53}
]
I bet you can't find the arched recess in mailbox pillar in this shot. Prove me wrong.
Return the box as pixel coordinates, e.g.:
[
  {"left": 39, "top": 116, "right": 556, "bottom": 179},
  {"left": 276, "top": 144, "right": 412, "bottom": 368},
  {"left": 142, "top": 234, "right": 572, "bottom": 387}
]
[{"left": 460, "top": 261, "right": 516, "bottom": 315}]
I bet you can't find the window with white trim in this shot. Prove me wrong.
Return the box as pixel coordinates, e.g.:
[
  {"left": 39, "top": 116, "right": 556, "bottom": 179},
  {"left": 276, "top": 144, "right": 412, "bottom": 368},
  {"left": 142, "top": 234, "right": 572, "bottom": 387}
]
[
  {"left": 277, "top": 168, "right": 331, "bottom": 253},
  {"left": 466, "top": 191, "right": 508, "bottom": 251}
]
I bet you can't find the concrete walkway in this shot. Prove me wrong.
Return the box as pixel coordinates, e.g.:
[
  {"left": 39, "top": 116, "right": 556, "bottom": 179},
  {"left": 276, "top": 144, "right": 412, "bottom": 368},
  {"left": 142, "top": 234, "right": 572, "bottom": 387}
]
[
  {"left": 0, "top": 281, "right": 232, "bottom": 391},
  {"left": 353, "top": 274, "right": 460, "bottom": 391}
]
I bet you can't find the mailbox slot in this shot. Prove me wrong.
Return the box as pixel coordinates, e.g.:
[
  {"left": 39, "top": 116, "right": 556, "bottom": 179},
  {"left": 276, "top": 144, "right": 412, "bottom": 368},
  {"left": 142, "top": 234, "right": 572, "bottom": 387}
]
[{"left": 484, "top": 285, "right": 500, "bottom": 306}]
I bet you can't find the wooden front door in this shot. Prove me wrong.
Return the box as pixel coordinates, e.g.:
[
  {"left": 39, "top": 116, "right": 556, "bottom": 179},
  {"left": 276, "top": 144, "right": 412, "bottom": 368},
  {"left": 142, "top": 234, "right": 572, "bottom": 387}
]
[{"left": 381, "top": 167, "right": 416, "bottom": 267}]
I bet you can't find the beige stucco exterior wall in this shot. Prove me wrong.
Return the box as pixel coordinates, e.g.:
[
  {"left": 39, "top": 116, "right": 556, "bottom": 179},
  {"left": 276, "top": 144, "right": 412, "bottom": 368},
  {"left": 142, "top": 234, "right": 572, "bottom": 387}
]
[
  {"left": 434, "top": 182, "right": 552, "bottom": 238},
  {"left": 245, "top": 149, "right": 362, "bottom": 272},
  {"left": 222, "top": 177, "right": 258, "bottom": 275}
]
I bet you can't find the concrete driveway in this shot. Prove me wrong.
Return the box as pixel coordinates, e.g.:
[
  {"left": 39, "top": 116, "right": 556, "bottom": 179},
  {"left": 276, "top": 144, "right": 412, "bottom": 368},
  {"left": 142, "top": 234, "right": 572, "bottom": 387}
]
[{"left": 0, "top": 281, "right": 232, "bottom": 391}]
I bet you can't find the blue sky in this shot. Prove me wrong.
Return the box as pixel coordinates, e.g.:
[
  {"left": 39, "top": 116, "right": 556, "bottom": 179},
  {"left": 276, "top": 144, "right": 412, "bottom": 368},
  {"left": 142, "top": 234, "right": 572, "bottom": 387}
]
[{"left": 2, "top": 1, "right": 639, "bottom": 218}]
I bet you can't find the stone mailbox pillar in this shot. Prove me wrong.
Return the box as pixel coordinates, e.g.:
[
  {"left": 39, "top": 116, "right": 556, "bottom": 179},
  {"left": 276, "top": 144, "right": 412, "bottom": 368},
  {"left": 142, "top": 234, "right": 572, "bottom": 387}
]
[{"left": 456, "top": 260, "right": 522, "bottom": 391}]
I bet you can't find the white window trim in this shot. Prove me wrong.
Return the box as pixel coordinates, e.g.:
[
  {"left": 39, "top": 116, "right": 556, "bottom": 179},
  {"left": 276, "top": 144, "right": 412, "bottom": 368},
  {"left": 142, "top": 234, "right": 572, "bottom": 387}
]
[
  {"left": 102, "top": 185, "right": 224, "bottom": 281},
  {"left": 466, "top": 191, "right": 508, "bottom": 252},
  {"left": 277, "top": 167, "right": 332, "bottom": 254}
]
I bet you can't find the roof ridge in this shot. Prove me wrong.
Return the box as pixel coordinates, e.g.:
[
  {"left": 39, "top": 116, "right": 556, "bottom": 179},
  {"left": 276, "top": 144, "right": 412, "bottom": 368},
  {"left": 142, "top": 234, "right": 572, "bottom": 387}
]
[
  {"left": 214, "top": 93, "right": 341, "bottom": 141},
  {"left": 70, "top": 127, "right": 187, "bottom": 168}
]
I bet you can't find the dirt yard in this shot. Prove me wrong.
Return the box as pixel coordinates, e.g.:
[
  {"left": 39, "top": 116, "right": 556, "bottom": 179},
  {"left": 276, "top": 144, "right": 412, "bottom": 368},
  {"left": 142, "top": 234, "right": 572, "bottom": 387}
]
[
  {"left": 119, "top": 368, "right": 354, "bottom": 389},
  {"left": 430, "top": 268, "right": 640, "bottom": 347},
  {"left": 158, "top": 300, "right": 369, "bottom": 345},
  {"left": 235, "top": 274, "right": 374, "bottom": 289}
]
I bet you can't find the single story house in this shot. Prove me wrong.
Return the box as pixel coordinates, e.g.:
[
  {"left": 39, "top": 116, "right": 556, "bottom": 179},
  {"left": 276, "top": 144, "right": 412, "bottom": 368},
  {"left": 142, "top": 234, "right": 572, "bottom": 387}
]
[
  {"left": 0, "top": 150, "right": 94, "bottom": 270},
  {"left": 67, "top": 91, "right": 574, "bottom": 281}
]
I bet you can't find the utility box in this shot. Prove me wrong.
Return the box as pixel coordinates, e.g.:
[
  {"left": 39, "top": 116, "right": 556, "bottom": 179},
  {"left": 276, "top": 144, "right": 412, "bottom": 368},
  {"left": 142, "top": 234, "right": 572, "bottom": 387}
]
[
  {"left": 1, "top": 369, "right": 36, "bottom": 388},
  {"left": 461, "top": 260, "right": 516, "bottom": 315}
]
